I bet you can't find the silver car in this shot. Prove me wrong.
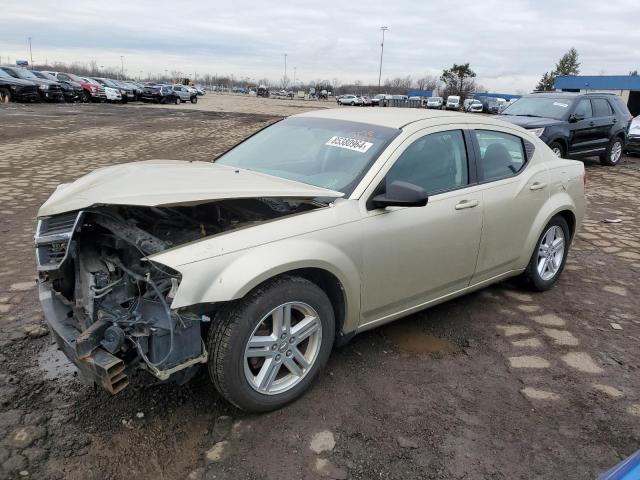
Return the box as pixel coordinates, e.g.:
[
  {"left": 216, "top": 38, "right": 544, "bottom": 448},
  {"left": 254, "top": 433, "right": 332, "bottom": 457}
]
[
  {"left": 172, "top": 85, "right": 198, "bottom": 103},
  {"left": 36, "top": 109, "right": 585, "bottom": 412}
]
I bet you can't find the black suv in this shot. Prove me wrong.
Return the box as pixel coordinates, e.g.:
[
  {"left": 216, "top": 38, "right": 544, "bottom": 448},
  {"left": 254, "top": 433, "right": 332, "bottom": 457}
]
[
  {"left": 140, "top": 85, "right": 179, "bottom": 104},
  {"left": 497, "top": 92, "right": 633, "bottom": 166}
]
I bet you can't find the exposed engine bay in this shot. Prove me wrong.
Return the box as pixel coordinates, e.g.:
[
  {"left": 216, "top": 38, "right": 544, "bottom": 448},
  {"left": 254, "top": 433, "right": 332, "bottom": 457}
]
[{"left": 37, "top": 198, "right": 320, "bottom": 393}]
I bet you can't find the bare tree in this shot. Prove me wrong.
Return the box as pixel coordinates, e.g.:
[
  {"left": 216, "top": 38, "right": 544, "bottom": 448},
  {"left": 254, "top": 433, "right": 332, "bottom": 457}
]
[{"left": 416, "top": 74, "right": 439, "bottom": 92}]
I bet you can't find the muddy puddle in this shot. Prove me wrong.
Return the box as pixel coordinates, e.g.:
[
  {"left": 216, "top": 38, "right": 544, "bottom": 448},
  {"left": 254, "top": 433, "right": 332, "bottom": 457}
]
[
  {"left": 382, "top": 319, "right": 456, "bottom": 354},
  {"left": 37, "top": 341, "right": 77, "bottom": 380}
]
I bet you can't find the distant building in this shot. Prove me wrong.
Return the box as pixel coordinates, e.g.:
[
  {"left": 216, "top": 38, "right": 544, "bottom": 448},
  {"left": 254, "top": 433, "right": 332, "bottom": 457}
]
[
  {"left": 555, "top": 75, "right": 640, "bottom": 116},
  {"left": 473, "top": 92, "right": 522, "bottom": 102},
  {"left": 406, "top": 89, "right": 433, "bottom": 98}
]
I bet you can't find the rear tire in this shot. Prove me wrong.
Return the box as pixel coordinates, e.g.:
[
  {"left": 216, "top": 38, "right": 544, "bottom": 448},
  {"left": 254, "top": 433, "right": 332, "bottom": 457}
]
[
  {"left": 83, "top": 91, "right": 92, "bottom": 103},
  {"left": 174, "top": 96, "right": 180, "bottom": 105},
  {"left": 191, "top": 95, "right": 197, "bottom": 104},
  {"left": 207, "top": 276, "right": 335, "bottom": 412},
  {"left": 522, "top": 215, "right": 570, "bottom": 292},
  {"left": 599, "top": 136, "right": 623, "bottom": 166}
]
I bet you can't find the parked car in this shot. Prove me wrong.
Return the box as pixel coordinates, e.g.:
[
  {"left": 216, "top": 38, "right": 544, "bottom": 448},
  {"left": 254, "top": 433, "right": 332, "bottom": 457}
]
[
  {"left": 43, "top": 71, "right": 106, "bottom": 102},
  {"left": 0, "top": 68, "right": 39, "bottom": 103},
  {"left": 103, "top": 86, "right": 122, "bottom": 103},
  {"left": 172, "top": 85, "right": 198, "bottom": 103},
  {"left": 445, "top": 95, "right": 461, "bottom": 110},
  {"left": 0, "top": 66, "right": 63, "bottom": 102},
  {"left": 371, "top": 94, "right": 392, "bottom": 106},
  {"left": 465, "top": 99, "right": 484, "bottom": 113},
  {"left": 338, "top": 94, "right": 359, "bottom": 106},
  {"left": 497, "top": 92, "right": 633, "bottom": 165},
  {"left": 91, "top": 78, "right": 129, "bottom": 103},
  {"left": 487, "top": 98, "right": 507, "bottom": 114},
  {"left": 141, "top": 85, "right": 180, "bottom": 104},
  {"left": 257, "top": 85, "right": 269, "bottom": 97},
  {"left": 112, "top": 80, "right": 137, "bottom": 102},
  {"left": 36, "top": 109, "right": 585, "bottom": 412},
  {"left": 359, "top": 95, "right": 372, "bottom": 106},
  {"left": 32, "top": 70, "right": 82, "bottom": 102},
  {"left": 626, "top": 115, "right": 640, "bottom": 156},
  {"left": 194, "top": 86, "right": 206, "bottom": 96},
  {"left": 426, "top": 96, "right": 444, "bottom": 109}
]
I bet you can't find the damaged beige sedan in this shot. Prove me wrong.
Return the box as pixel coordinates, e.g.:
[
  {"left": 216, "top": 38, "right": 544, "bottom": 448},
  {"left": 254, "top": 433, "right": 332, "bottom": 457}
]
[{"left": 36, "top": 109, "right": 585, "bottom": 412}]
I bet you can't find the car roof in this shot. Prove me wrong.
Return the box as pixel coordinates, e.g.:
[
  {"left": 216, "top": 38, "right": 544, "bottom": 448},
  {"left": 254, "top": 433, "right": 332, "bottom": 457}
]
[{"left": 295, "top": 107, "right": 511, "bottom": 129}]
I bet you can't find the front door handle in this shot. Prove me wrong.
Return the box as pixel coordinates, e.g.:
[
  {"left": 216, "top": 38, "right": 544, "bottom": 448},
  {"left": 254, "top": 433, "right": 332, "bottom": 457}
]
[
  {"left": 529, "top": 182, "right": 548, "bottom": 191},
  {"left": 455, "top": 199, "right": 479, "bottom": 210}
]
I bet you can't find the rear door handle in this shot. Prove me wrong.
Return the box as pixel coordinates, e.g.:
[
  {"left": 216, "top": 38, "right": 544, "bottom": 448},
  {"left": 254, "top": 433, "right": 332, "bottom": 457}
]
[
  {"left": 455, "top": 199, "right": 479, "bottom": 210},
  {"left": 529, "top": 182, "right": 548, "bottom": 191},
  {"left": 589, "top": 121, "right": 595, "bottom": 126}
]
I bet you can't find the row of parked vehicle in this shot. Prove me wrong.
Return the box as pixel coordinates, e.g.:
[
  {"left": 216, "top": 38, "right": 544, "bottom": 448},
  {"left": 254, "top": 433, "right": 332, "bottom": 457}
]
[{"left": 0, "top": 66, "right": 206, "bottom": 105}]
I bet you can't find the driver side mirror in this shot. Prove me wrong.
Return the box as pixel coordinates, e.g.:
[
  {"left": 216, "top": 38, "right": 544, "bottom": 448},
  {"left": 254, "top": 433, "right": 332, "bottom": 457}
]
[
  {"left": 368, "top": 180, "right": 429, "bottom": 210},
  {"left": 569, "top": 113, "right": 584, "bottom": 123}
]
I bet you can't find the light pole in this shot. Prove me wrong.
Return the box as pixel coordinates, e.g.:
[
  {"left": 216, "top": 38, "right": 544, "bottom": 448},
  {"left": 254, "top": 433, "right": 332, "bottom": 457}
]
[
  {"left": 28, "top": 37, "right": 33, "bottom": 69},
  {"left": 120, "top": 56, "right": 124, "bottom": 80},
  {"left": 377, "top": 26, "right": 388, "bottom": 91}
]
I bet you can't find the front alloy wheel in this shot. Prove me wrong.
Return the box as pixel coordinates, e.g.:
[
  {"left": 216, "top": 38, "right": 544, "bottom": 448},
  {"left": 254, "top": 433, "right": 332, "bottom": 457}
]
[
  {"left": 208, "top": 276, "right": 335, "bottom": 412},
  {"left": 244, "top": 302, "right": 322, "bottom": 394}
]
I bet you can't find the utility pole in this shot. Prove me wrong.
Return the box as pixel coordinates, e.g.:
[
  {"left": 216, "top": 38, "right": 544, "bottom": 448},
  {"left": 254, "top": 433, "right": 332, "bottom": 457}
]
[
  {"left": 28, "top": 37, "right": 33, "bottom": 69},
  {"left": 377, "top": 26, "right": 388, "bottom": 91},
  {"left": 120, "top": 56, "right": 124, "bottom": 80}
]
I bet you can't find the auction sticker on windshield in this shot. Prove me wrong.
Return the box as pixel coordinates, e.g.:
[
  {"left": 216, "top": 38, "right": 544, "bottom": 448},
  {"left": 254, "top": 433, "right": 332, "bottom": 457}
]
[
  {"left": 553, "top": 102, "right": 569, "bottom": 108},
  {"left": 326, "top": 136, "right": 374, "bottom": 153}
]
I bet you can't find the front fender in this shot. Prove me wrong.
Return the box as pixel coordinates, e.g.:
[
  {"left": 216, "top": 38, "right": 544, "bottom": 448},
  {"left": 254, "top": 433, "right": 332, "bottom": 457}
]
[{"left": 163, "top": 238, "right": 362, "bottom": 333}]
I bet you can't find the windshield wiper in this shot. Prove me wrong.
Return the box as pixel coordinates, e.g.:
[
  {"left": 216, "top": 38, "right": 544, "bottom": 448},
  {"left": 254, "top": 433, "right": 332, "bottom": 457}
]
[{"left": 512, "top": 114, "right": 542, "bottom": 118}]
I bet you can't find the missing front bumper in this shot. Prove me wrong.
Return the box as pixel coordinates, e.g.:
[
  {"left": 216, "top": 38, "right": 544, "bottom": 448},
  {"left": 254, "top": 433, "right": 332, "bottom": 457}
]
[{"left": 39, "top": 284, "right": 129, "bottom": 394}]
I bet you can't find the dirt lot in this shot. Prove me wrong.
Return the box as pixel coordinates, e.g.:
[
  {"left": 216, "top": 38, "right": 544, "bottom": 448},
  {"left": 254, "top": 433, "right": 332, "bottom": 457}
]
[{"left": 0, "top": 99, "right": 639, "bottom": 480}]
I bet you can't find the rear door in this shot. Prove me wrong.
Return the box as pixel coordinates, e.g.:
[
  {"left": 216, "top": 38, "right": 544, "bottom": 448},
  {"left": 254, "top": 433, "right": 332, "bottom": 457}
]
[
  {"left": 470, "top": 128, "right": 549, "bottom": 283},
  {"left": 590, "top": 97, "right": 616, "bottom": 149},
  {"left": 568, "top": 98, "right": 600, "bottom": 155}
]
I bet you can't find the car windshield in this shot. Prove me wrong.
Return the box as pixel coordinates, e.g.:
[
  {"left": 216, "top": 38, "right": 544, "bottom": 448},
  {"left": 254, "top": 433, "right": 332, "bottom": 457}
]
[
  {"left": 65, "top": 73, "right": 83, "bottom": 82},
  {"left": 502, "top": 97, "right": 575, "bottom": 120},
  {"left": 0, "top": 69, "right": 13, "bottom": 79},
  {"left": 215, "top": 117, "right": 400, "bottom": 195},
  {"left": 13, "top": 69, "right": 37, "bottom": 79}
]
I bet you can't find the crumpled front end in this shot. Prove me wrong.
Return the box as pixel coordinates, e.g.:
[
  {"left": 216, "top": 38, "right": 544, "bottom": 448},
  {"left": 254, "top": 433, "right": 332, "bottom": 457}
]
[{"left": 35, "top": 198, "right": 322, "bottom": 393}]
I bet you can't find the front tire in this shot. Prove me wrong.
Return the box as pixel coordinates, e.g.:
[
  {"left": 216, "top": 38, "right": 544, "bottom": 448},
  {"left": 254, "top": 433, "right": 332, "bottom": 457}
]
[
  {"left": 0, "top": 88, "right": 11, "bottom": 104},
  {"left": 191, "top": 95, "right": 197, "bottom": 104},
  {"left": 208, "top": 276, "right": 335, "bottom": 412},
  {"left": 522, "top": 215, "right": 570, "bottom": 291},
  {"left": 600, "top": 136, "right": 623, "bottom": 166}
]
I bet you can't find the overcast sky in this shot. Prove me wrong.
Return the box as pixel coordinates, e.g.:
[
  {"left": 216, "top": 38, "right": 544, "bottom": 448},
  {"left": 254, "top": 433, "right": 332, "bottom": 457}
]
[{"left": 1, "top": 0, "right": 639, "bottom": 92}]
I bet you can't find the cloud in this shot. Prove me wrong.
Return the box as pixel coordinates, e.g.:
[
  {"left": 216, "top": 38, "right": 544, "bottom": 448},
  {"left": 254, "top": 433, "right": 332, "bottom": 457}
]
[{"left": 0, "top": 0, "right": 638, "bottom": 91}]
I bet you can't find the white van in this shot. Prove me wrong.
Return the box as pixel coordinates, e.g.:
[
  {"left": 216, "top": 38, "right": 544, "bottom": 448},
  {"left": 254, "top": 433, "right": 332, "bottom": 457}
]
[{"left": 446, "top": 95, "right": 461, "bottom": 110}]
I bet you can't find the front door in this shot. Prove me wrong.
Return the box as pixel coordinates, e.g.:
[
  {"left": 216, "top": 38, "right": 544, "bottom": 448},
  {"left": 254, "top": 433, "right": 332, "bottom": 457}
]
[
  {"left": 359, "top": 129, "right": 483, "bottom": 326},
  {"left": 569, "top": 98, "right": 600, "bottom": 155}
]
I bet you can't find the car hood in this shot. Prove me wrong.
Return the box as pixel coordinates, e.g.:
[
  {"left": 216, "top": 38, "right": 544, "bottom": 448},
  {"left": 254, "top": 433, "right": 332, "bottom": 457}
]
[
  {"left": 0, "top": 77, "right": 36, "bottom": 87},
  {"left": 38, "top": 160, "right": 344, "bottom": 217},
  {"left": 496, "top": 115, "right": 564, "bottom": 129}
]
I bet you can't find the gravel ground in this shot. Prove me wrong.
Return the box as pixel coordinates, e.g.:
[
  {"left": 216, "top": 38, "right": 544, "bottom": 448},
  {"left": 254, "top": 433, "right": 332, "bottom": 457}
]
[{"left": 0, "top": 100, "right": 638, "bottom": 480}]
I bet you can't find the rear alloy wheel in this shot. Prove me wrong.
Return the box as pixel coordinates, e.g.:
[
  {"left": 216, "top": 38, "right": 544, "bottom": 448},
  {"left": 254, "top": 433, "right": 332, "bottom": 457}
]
[
  {"left": 208, "top": 276, "right": 335, "bottom": 412},
  {"left": 191, "top": 95, "right": 197, "bottom": 104},
  {"left": 350, "top": 101, "right": 355, "bottom": 106},
  {"left": 83, "top": 91, "right": 92, "bottom": 103},
  {"left": 549, "top": 141, "right": 565, "bottom": 158},
  {"left": 0, "top": 88, "right": 11, "bottom": 104},
  {"left": 522, "top": 215, "right": 570, "bottom": 291},
  {"left": 174, "top": 96, "right": 180, "bottom": 105},
  {"left": 600, "top": 137, "right": 623, "bottom": 166}
]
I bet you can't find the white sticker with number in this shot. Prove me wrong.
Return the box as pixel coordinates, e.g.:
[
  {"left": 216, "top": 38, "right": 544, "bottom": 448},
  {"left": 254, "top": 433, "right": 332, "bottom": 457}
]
[{"left": 325, "top": 136, "right": 374, "bottom": 153}]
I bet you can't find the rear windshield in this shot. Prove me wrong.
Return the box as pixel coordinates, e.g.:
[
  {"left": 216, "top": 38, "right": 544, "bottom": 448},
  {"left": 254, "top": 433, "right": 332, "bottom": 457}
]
[{"left": 215, "top": 117, "right": 400, "bottom": 195}]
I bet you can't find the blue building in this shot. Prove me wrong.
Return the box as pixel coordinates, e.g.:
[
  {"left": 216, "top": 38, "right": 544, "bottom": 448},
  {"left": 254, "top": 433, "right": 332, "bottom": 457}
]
[
  {"left": 406, "top": 89, "right": 433, "bottom": 98},
  {"left": 474, "top": 92, "right": 522, "bottom": 102},
  {"left": 555, "top": 75, "right": 640, "bottom": 116}
]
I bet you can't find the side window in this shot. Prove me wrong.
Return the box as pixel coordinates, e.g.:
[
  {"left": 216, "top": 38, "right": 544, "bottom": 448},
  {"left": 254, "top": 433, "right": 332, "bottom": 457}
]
[
  {"left": 574, "top": 99, "right": 593, "bottom": 118},
  {"left": 592, "top": 98, "right": 613, "bottom": 117},
  {"left": 475, "top": 130, "right": 526, "bottom": 182},
  {"left": 59, "top": 74, "right": 69, "bottom": 81},
  {"left": 386, "top": 130, "right": 468, "bottom": 194}
]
